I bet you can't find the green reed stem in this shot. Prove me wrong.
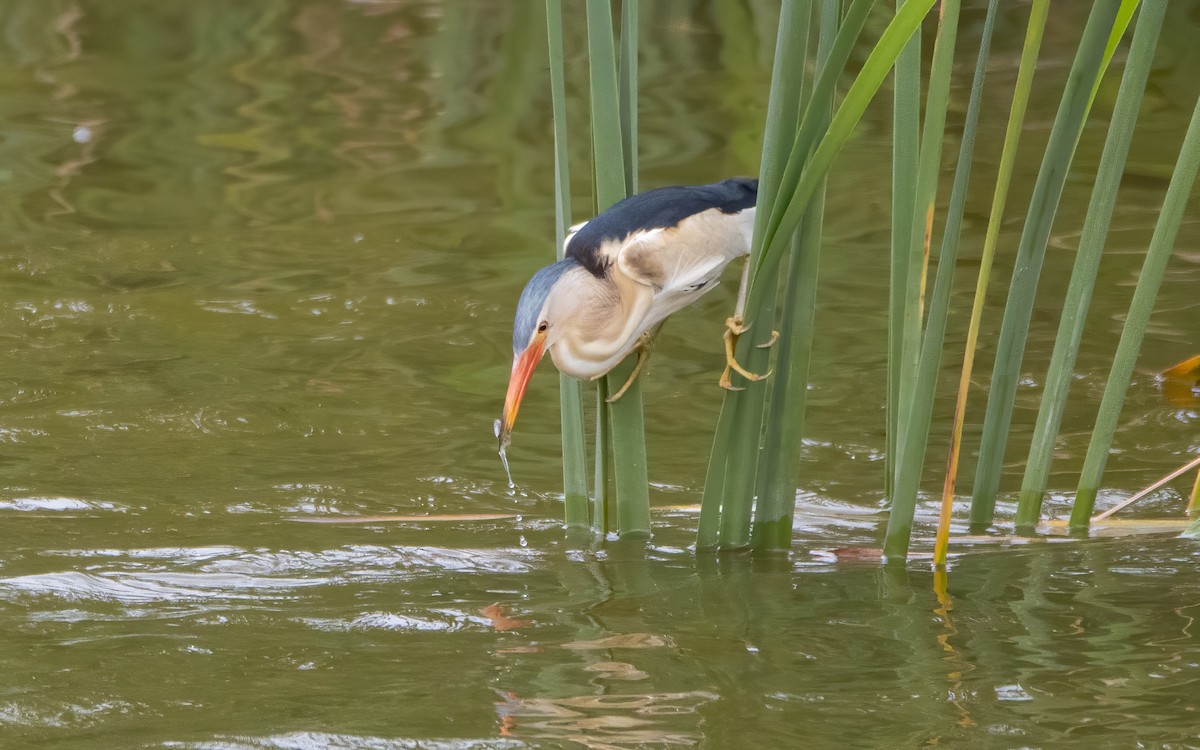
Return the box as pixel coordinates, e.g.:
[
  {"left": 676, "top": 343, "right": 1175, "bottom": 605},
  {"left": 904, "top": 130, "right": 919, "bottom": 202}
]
[
  {"left": 546, "top": 0, "right": 590, "bottom": 528},
  {"left": 716, "top": 321, "right": 774, "bottom": 549},
  {"left": 938, "top": 0, "right": 1048, "bottom": 546},
  {"left": 757, "top": 0, "right": 875, "bottom": 268},
  {"left": 883, "top": 0, "right": 973, "bottom": 562},
  {"left": 968, "top": 1, "right": 1121, "bottom": 525},
  {"left": 711, "top": 0, "right": 813, "bottom": 550},
  {"left": 1016, "top": 0, "right": 1165, "bottom": 528},
  {"left": 698, "top": 0, "right": 811, "bottom": 550},
  {"left": 897, "top": 0, "right": 959, "bottom": 478},
  {"left": 931, "top": 0, "right": 1001, "bottom": 567},
  {"left": 619, "top": 0, "right": 638, "bottom": 195},
  {"left": 594, "top": 375, "right": 612, "bottom": 531},
  {"left": 752, "top": 0, "right": 837, "bottom": 551},
  {"left": 1071, "top": 93, "right": 1200, "bottom": 526},
  {"left": 887, "top": 0, "right": 922, "bottom": 504},
  {"left": 749, "top": 0, "right": 936, "bottom": 305},
  {"left": 697, "top": 393, "right": 733, "bottom": 549},
  {"left": 586, "top": 0, "right": 626, "bottom": 206},
  {"left": 1095, "top": 1, "right": 1142, "bottom": 107},
  {"left": 586, "top": 0, "right": 649, "bottom": 538},
  {"left": 702, "top": 0, "right": 936, "bottom": 550}
]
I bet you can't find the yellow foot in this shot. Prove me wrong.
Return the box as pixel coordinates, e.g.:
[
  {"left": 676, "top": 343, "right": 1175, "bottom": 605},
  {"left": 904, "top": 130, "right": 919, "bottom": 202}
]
[
  {"left": 606, "top": 361, "right": 641, "bottom": 403},
  {"left": 606, "top": 330, "right": 656, "bottom": 403},
  {"left": 725, "top": 315, "right": 749, "bottom": 337},
  {"left": 719, "top": 317, "right": 772, "bottom": 390}
]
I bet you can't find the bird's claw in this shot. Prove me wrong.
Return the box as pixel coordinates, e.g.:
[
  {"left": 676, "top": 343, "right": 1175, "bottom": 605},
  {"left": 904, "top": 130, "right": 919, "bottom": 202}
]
[
  {"left": 717, "top": 369, "right": 744, "bottom": 391},
  {"left": 719, "top": 317, "right": 772, "bottom": 390},
  {"left": 756, "top": 329, "right": 780, "bottom": 349},
  {"left": 606, "top": 330, "right": 656, "bottom": 403},
  {"left": 606, "top": 370, "right": 638, "bottom": 403},
  {"left": 725, "top": 316, "right": 750, "bottom": 336}
]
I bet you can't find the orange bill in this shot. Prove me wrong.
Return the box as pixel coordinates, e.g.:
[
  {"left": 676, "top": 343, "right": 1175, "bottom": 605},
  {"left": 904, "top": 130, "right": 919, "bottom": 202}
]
[{"left": 500, "top": 335, "right": 545, "bottom": 444}]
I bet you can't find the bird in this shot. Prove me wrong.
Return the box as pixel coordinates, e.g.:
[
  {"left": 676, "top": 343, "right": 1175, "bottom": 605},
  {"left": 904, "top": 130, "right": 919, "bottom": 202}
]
[{"left": 499, "top": 177, "right": 769, "bottom": 447}]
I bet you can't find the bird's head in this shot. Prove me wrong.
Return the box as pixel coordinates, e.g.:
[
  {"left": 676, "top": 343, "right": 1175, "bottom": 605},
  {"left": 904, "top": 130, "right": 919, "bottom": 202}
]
[{"left": 499, "top": 258, "right": 582, "bottom": 447}]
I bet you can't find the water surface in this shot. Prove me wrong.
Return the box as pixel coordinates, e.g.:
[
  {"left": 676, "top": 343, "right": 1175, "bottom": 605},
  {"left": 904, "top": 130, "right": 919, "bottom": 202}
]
[{"left": 1, "top": 2, "right": 1199, "bottom": 747}]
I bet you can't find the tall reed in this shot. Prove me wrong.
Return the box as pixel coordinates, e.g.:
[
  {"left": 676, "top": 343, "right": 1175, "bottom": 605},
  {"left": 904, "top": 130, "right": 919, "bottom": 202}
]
[
  {"left": 699, "top": 0, "right": 818, "bottom": 551},
  {"left": 885, "top": 0, "right": 997, "bottom": 562},
  {"left": 969, "top": 1, "right": 1123, "bottom": 526},
  {"left": 699, "top": 0, "right": 937, "bottom": 550},
  {"left": 1015, "top": 0, "right": 1167, "bottom": 527},
  {"left": 752, "top": 0, "right": 838, "bottom": 551},
  {"left": 541, "top": 0, "right": 647, "bottom": 537},
  {"left": 935, "top": 0, "right": 1049, "bottom": 562},
  {"left": 1071, "top": 93, "right": 1200, "bottom": 526},
  {"left": 545, "top": 0, "right": 589, "bottom": 528},
  {"left": 699, "top": 0, "right": 814, "bottom": 550},
  {"left": 886, "top": 0, "right": 922, "bottom": 502}
]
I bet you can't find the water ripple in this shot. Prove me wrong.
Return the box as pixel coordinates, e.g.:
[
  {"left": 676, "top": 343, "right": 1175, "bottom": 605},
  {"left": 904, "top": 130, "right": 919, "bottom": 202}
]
[
  {"left": 298, "top": 608, "right": 488, "bottom": 634},
  {"left": 163, "top": 734, "right": 527, "bottom": 750},
  {"left": 0, "top": 571, "right": 322, "bottom": 604},
  {"left": 203, "top": 545, "right": 536, "bottom": 578},
  {"left": 0, "top": 496, "right": 125, "bottom": 513},
  {"left": 0, "top": 699, "right": 140, "bottom": 729},
  {"left": 0, "top": 545, "right": 537, "bottom": 606}
]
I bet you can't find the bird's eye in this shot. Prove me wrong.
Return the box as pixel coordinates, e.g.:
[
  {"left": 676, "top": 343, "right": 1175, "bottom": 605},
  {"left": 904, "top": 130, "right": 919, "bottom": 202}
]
[{"left": 537, "top": 321, "right": 549, "bottom": 333}]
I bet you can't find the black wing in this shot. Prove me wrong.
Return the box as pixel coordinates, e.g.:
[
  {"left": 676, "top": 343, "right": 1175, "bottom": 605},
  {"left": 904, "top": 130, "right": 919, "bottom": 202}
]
[{"left": 565, "top": 177, "right": 758, "bottom": 278}]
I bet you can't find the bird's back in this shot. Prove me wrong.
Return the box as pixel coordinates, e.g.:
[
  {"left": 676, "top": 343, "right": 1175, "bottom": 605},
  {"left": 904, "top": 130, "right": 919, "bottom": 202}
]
[{"left": 565, "top": 177, "right": 758, "bottom": 277}]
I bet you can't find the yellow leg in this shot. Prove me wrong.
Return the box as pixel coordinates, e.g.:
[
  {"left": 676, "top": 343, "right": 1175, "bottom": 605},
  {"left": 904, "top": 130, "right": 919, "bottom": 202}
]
[
  {"left": 606, "top": 329, "right": 657, "bottom": 403},
  {"left": 719, "top": 316, "right": 777, "bottom": 390}
]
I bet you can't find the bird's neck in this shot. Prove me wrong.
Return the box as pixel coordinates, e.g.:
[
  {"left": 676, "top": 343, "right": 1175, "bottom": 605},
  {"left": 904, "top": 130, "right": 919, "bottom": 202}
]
[{"left": 549, "top": 272, "right": 652, "bottom": 380}]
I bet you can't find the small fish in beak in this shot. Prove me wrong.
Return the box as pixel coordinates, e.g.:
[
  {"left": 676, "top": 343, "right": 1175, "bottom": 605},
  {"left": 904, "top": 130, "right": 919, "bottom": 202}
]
[{"left": 494, "top": 418, "right": 514, "bottom": 488}]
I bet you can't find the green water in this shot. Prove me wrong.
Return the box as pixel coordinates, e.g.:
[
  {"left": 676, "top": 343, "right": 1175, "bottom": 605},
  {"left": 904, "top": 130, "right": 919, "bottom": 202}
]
[{"left": 2, "top": 2, "right": 1199, "bottom": 747}]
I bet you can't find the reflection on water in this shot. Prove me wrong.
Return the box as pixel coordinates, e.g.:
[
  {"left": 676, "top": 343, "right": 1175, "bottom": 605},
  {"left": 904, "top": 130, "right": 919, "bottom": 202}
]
[
  {"left": 1, "top": 1, "right": 1199, "bottom": 747},
  {"left": 495, "top": 690, "right": 718, "bottom": 749},
  {"left": 4, "top": 509, "right": 1200, "bottom": 746}
]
